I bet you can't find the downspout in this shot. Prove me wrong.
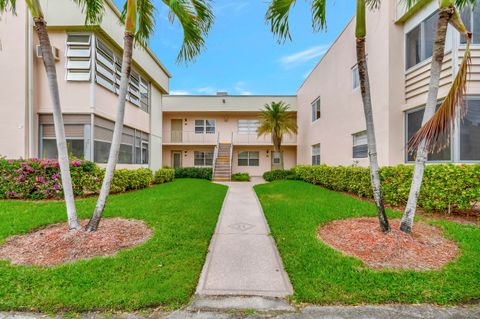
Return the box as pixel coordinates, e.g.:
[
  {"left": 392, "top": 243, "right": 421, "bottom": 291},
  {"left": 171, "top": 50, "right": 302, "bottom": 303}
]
[{"left": 27, "top": 8, "right": 34, "bottom": 158}]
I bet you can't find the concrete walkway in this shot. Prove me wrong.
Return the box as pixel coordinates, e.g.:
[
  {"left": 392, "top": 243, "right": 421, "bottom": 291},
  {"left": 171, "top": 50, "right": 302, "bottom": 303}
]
[{"left": 196, "top": 179, "right": 293, "bottom": 297}]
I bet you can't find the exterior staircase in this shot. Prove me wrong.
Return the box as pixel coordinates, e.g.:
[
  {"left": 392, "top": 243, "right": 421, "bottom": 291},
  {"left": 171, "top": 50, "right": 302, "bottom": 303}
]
[{"left": 213, "top": 143, "right": 232, "bottom": 181}]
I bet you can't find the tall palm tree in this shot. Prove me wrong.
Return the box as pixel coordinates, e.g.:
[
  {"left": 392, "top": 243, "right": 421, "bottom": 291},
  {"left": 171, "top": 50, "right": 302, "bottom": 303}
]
[
  {"left": 257, "top": 101, "right": 297, "bottom": 169},
  {"left": 265, "top": 0, "right": 390, "bottom": 232},
  {"left": 85, "top": 0, "right": 214, "bottom": 232},
  {"left": 400, "top": 0, "right": 474, "bottom": 233},
  {"left": 0, "top": 0, "right": 103, "bottom": 231}
]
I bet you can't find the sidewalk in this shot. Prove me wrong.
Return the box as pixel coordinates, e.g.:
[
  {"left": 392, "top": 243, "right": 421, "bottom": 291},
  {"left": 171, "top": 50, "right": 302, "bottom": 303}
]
[{"left": 195, "top": 179, "right": 293, "bottom": 297}]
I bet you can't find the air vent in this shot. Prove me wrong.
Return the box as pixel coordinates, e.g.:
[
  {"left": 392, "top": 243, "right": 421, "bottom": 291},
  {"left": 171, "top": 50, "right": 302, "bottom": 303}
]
[
  {"left": 36, "top": 45, "right": 60, "bottom": 61},
  {"left": 216, "top": 91, "right": 228, "bottom": 96}
]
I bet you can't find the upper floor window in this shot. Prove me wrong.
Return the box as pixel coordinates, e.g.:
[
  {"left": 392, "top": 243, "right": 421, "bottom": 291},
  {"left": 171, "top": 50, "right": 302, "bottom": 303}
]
[
  {"left": 352, "top": 64, "right": 360, "bottom": 90},
  {"left": 66, "top": 34, "right": 91, "bottom": 81},
  {"left": 238, "top": 119, "right": 260, "bottom": 134},
  {"left": 405, "top": 11, "right": 438, "bottom": 70},
  {"left": 460, "top": 3, "right": 480, "bottom": 44},
  {"left": 195, "top": 119, "right": 216, "bottom": 134},
  {"left": 311, "top": 97, "right": 321, "bottom": 122},
  {"left": 312, "top": 144, "right": 320, "bottom": 165},
  {"left": 352, "top": 131, "right": 368, "bottom": 158}
]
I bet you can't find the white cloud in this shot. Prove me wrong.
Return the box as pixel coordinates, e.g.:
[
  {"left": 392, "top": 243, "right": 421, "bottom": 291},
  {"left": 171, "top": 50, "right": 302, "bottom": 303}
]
[
  {"left": 170, "top": 90, "right": 191, "bottom": 95},
  {"left": 216, "top": 2, "right": 249, "bottom": 14},
  {"left": 278, "top": 45, "right": 330, "bottom": 69},
  {"left": 196, "top": 87, "right": 217, "bottom": 94},
  {"left": 234, "top": 81, "right": 253, "bottom": 95}
]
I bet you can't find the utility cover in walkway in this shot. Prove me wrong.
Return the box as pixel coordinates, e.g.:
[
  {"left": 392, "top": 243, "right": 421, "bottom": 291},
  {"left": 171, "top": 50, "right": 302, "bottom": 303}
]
[{"left": 196, "top": 180, "right": 293, "bottom": 297}]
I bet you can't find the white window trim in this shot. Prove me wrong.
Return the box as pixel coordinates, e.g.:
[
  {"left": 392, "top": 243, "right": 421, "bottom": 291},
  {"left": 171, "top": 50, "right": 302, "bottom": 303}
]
[{"left": 311, "top": 97, "right": 321, "bottom": 123}]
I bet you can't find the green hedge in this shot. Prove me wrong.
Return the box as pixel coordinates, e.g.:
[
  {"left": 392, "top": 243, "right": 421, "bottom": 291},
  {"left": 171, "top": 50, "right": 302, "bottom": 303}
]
[
  {"left": 154, "top": 168, "right": 175, "bottom": 184},
  {"left": 175, "top": 167, "right": 212, "bottom": 180},
  {"left": 232, "top": 172, "right": 250, "bottom": 182},
  {"left": 0, "top": 158, "right": 166, "bottom": 200},
  {"left": 263, "top": 169, "right": 299, "bottom": 182},
  {"left": 293, "top": 164, "right": 480, "bottom": 211}
]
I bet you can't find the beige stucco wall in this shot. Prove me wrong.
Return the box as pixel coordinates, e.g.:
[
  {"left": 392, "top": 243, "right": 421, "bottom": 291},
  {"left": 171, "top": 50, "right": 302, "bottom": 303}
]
[{"left": 0, "top": 4, "right": 28, "bottom": 158}]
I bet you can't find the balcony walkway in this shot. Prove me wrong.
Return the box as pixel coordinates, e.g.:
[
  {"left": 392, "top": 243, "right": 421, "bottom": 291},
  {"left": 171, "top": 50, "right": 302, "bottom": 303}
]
[{"left": 195, "top": 178, "right": 293, "bottom": 297}]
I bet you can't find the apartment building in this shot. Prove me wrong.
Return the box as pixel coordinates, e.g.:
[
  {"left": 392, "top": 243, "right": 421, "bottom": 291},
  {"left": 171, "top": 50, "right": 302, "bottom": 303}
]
[
  {"left": 1, "top": 0, "right": 478, "bottom": 179},
  {"left": 0, "top": 0, "right": 170, "bottom": 171},
  {"left": 297, "top": 0, "right": 480, "bottom": 167}
]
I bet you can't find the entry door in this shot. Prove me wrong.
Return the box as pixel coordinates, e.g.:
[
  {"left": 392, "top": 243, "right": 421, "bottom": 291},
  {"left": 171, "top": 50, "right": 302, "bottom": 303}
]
[
  {"left": 171, "top": 119, "right": 183, "bottom": 143},
  {"left": 172, "top": 151, "right": 182, "bottom": 169}
]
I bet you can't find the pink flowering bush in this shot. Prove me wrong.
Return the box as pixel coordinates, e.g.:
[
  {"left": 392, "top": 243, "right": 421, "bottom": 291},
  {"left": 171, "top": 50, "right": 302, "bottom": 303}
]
[{"left": 0, "top": 158, "right": 101, "bottom": 200}]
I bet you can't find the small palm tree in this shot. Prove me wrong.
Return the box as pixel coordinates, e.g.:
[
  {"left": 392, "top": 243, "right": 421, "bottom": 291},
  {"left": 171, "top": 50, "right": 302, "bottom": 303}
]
[
  {"left": 0, "top": 0, "right": 103, "bottom": 231},
  {"left": 266, "top": 0, "right": 390, "bottom": 232},
  {"left": 85, "top": 0, "right": 214, "bottom": 232},
  {"left": 401, "top": 0, "right": 475, "bottom": 233},
  {"left": 257, "top": 101, "right": 297, "bottom": 170}
]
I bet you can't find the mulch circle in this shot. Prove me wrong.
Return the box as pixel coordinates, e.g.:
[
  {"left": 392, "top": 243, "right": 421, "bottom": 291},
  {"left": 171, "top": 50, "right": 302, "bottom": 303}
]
[
  {"left": 318, "top": 217, "right": 459, "bottom": 270},
  {"left": 0, "top": 218, "right": 153, "bottom": 267}
]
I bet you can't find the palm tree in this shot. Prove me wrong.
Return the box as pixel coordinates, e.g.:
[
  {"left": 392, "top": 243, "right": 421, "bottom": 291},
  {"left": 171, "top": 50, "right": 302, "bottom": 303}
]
[
  {"left": 257, "top": 101, "right": 297, "bottom": 170},
  {"left": 0, "top": 0, "right": 103, "bottom": 231},
  {"left": 85, "top": 0, "right": 214, "bottom": 232},
  {"left": 400, "top": 0, "right": 474, "bottom": 233},
  {"left": 265, "top": 0, "right": 390, "bottom": 232}
]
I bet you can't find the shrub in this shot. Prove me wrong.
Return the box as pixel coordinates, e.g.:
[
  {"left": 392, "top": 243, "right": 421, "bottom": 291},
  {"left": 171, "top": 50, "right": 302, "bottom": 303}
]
[
  {"left": 293, "top": 164, "right": 480, "bottom": 212},
  {"left": 154, "top": 168, "right": 175, "bottom": 184},
  {"left": 263, "top": 169, "right": 299, "bottom": 182},
  {"left": 175, "top": 167, "right": 212, "bottom": 180},
  {"left": 0, "top": 158, "right": 100, "bottom": 200},
  {"left": 110, "top": 168, "right": 153, "bottom": 193},
  {"left": 232, "top": 172, "right": 250, "bottom": 182}
]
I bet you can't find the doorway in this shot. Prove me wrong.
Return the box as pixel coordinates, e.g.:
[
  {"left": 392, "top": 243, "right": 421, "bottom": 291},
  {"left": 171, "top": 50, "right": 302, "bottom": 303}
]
[
  {"left": 172, "top": 151, "right": 182, "bottom": 169},
  {"left": 171, "top": 119, "right": 183, "bottom": 143}
]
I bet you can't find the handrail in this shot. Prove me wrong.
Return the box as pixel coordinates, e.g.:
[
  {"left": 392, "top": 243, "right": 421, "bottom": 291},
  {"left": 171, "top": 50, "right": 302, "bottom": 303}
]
[
  {"left": 229, "top": 132, "right": 234, "bottom": 179},
  {"left": 212, "top": 132, "right": 220, "bottom": 179}
]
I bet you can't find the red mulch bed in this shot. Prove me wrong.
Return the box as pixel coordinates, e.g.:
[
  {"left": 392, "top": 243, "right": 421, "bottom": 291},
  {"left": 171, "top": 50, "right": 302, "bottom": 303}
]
[
  {"left": 0, "top": 218, "right": 152, "bottom": 267},
  {"left": 318, "top": 217, "right": 459, "bottom": 270}
]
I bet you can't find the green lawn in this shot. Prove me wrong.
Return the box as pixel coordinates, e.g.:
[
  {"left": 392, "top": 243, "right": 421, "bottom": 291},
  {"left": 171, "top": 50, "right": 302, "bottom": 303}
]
[
  {"left": 0, "top": 179, "right": 227, "bottom": 312},
  {"left": 254, "top": 180, "right": 480, "bottom": 305}
]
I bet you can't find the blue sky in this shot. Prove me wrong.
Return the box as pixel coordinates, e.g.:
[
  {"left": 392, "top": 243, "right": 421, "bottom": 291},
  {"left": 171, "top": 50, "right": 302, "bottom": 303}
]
[{"left": 113, "top": 1, "right": 355, "bottom": 95}]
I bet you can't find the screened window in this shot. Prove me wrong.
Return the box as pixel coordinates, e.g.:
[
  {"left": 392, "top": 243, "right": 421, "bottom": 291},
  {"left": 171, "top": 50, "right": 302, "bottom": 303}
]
[
  {"left": 238, "top": 151, "right": 259, "bottom": 166},
  {"left": 405, "top": 11, "right": 439, "bottom": 69},
  {"left": 66, "top": 33, "right": 91, "bottom": 81},
  {"left": 238, "top": 120, "right": 260, "bottom": 134},
  {"left": 195, "top": 119, "right": 216, "bottom": 134},
  {"left": 405, "top": 107, "right": 451, "bottom": 162},
  {"left": 194, "top": 151, "right": 214, "bottom": 166},
  {"left": 311, "top": 97, "right": 321, "bottom": 122},
  {"left": 352, "top": 64, "right": 360, "bottom": 90},
  {"left": 353, "top": 131, "right": 368, "bottom": 158},
  {"left": 42, "top": 139, "right": 84, "bottom": 159},
  {"left": 460, "top": 98, "right": 480, "bottom": 161},
  {"left": 312, "top": 144, "right": 320, "bottom": 165},
  {"left": 461, "top": 3, "right": 480, "bottom": 44}
]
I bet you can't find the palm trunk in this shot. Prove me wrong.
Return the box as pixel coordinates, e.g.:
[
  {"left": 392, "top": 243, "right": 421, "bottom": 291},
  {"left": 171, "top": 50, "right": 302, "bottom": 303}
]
[
  {"left": 356, "top": 0, "right": 390, "bottom": 233},
  {"left": 400, "top": 6, "right": 453, "bottom": 233},
  {"left": 34, "top": 18, "right": 80, "bottom": 230},
  {"left": 85, "top": 32, "right": 134, "bottom": 232}
]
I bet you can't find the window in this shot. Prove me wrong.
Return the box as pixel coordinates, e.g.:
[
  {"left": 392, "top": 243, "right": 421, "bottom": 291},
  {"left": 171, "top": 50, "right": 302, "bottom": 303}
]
[
  {"left": 66, "top": 33, "right": 91, "bottom": 81},
  {"left": 353, "top": 131, "right": 368, "bottom": 158},
  {"left": 405, "top": 11, "right": 439, "bottom": 69},
  {"left": 460, "top": 98, "right": 480, "bottom": 161},
  {"left": 238, "top": 151, "right": 259, "bottom": 166},
  {"left": 461, "top": 3, "right": 480, "bottom": 44},
  {"left": 194, "top": 151, "right": 214, "bottom": 166},
  {"left": 94, "top": 38, "right": 151, "bottom": 112},
  {"left": 352, "top": 64, "right": 360, "bottom": 90},
  {"left": 311, "top": 97, "right": 321, "bottom": 122},
  {"left": 312, "top": 144, "right": 320, "bottom": 165},
  {"left": 238, "top": 120, "right": 260, "bottom": 134},
  {"left": 405, "top": 107, "right": 451, "bottom": 162},
  {"left": 195, "top": 119, "right": 216, "bottom": 134}
]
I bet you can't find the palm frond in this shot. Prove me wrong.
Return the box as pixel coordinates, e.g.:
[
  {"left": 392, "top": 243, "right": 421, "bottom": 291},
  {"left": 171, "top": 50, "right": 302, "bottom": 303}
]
[
  {"left": 163, "top": 0, "right": 214, "bottom": 63},
  {"left": 135, "top": 0, "right": 156, "bottom": 46},
  {"left": 365, "top": 0, "right": 381, "bottom": 10},
  {"left": 265, "top": 0, "right": 296, "bottom": 43},
  {"left": 258, "top": 101, "right": 298, "bottom": 141},
  {"left": 408, "top": 35, "right": 472, "bottom": 154},
  {"left": 73, "top": 0, "right": 105, "bottom": 25},
  {"left": 311, "top": 0, "right": 327, "bottom": 32},
  {"left": 0, "top": 0, "right": 16, "bottom": 14}
]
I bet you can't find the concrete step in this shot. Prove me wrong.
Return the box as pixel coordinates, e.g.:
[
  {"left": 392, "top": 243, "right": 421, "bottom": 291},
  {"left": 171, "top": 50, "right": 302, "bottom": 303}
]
[{"left": 188, "top": 296, "right": 294, "bottom": 313}]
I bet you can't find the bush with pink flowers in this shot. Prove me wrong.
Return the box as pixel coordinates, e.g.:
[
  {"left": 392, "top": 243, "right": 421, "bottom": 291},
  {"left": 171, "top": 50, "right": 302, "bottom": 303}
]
[{"left": 0, "top": 158, "right": 101, "bottom": 200}]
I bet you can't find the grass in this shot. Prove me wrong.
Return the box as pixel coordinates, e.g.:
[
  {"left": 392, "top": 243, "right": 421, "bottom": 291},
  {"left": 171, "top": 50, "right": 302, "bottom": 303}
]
[
  {"left": 254, "top": 180, "right": 480, "bottom": 305},
  {"left": 0, "top": 179, "right": 227, "bottom": 312}
]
